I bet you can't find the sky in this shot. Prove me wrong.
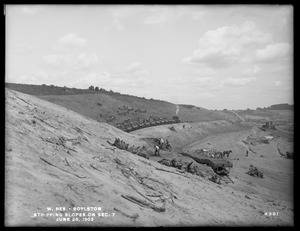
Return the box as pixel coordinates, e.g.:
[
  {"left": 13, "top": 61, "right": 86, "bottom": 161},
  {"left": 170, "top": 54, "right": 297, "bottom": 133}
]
[{"left": 5, "top": 4, "right": 293, "bottom": 110}]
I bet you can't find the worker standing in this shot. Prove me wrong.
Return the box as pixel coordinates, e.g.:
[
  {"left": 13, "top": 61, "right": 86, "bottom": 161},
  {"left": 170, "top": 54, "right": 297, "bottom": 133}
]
[
  {"left": 154, "top": 145, "right": 160, "bottom": 156},
  {"left": 160, "top": 138, "right": 164, "bottom": 148}
]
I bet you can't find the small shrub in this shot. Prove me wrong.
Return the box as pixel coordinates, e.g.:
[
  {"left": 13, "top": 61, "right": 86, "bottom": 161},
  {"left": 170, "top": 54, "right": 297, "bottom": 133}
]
[{"left": 169, "top": 126, "right": 176, "bottom": 132}]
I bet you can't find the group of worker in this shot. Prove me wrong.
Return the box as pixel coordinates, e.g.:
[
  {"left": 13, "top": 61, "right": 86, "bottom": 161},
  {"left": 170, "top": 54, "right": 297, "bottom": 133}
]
[
  {"left": 154, "top": 137, "right": 171, "bottom": 156},
  {"left": 111, "top": 138, "right": 149, "bottom": 159},
  {"left": 158, "top": 159, "right": 204, "bottom": 177},
  {"left": 246, "top": 165, "right": 263, "bottom": 178},
  {"left": 112, "top": 138, "right": 129, "bottom": 150}
]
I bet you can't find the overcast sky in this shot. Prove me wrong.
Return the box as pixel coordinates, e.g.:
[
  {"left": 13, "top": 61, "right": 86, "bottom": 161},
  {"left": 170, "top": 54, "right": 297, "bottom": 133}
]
[{"left": 5, "top": 5, "right": 293, "bottom": 110}]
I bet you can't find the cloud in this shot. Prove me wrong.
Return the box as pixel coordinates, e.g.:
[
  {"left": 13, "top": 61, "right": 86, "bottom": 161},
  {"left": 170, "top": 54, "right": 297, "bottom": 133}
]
[
  {"left": 223, "top": 77, "right": 256, "bottom": 86},
  {"left": 21, "top": 6, "right": 42, "bottom": 15},
  {"left": 143, "top": 6, "right": 207, "bottom": 26},
  {"left": 194, "top": 77, "right": 215, "bottom": 88},
  {"left": 143, "top": 7, "right": 182, "bottom": 26},
  {"left": 182, "top": 65, "right": 218, "bottom": 80},
  {"left": 255, "top": 43, "right": 291, "bottom": 63},
  {"left": 107, "top": 6, "right": 207, "bottom": 30},
  {"left": 81, "top": 72, "right": 111, "bottom": 86},
  {"left": 183, "top": 21, "right": 272, "bottom": 68},
  {"left": 191, "top": 11, "right": 206, "bottom": 20},
  {"left": 42, "top": 54, "right": 73, "bottom": 68},
  {"left": 108, "top": 6, "right": 140, "bottom": 31},
  {"left": 74, "top": 53, "right": 99, "bottom": 70},
  {"left": 57, "top": 34, "right": 87, "bottom": 47},
  {"left": 126, "top": 62, "right": 141, "bottom": 72},
  {"left": 124, "top": 62, "right": 149, "bottom": 77},
  {"left": 201, "top": 92, "right": 215, "bottom": 98},
  {"left": 36, "top": 71, "right": 49, "bottom": 80},
  {"left": 274, "top": 81, "right": 282, "bottom": 86},
  {"left": 15, "top": 43, "right": 34, "bottom": 54},
  {"left": 111, "top": 76, "right": 151, "bottom": 89},
  {"left": 242, "top": 65, "right": 262, "bottom": 76},
  {"left": 42, "top": 53, "right": 99, "bottom": 71}
]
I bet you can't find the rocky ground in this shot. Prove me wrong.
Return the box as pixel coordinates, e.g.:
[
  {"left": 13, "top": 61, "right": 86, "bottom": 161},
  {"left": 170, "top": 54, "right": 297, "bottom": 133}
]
[{"left": 5, "top": 88, "right": 293, "bottom": 227}]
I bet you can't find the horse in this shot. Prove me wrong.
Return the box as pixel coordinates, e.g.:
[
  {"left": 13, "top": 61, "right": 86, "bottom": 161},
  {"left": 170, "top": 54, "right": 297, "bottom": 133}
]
[{"left": 223, "top": 150, "right": 232, "bottom": 157}]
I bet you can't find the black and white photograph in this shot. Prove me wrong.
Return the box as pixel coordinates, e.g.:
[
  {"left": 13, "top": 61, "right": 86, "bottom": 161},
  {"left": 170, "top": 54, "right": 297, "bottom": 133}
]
[{"left": 5, "top": 4, "right": 293, "bottom": 227}]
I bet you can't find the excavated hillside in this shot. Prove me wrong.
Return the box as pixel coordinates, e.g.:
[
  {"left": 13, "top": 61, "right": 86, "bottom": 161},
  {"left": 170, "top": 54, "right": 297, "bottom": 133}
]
[
  {"left": 5, "top": 83, "right": 238, "bottom": 127},
  {"left": 5, "top": 89, "right": 293, "bottom": 227}
]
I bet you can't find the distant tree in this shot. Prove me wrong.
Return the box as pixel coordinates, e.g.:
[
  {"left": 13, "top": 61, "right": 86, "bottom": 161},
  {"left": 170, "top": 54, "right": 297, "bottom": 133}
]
[
  {"left": 89, "top": 85, "right": 94, "bottom": 90},
  {"left": 223, "top": 109, "right": 227, "bottom": 111},
  {"left": 42, "top": 84, "right": 46, "bottom": 86},
  {"left": 95, "top": 86, "right": 99, "bottom": 91}
]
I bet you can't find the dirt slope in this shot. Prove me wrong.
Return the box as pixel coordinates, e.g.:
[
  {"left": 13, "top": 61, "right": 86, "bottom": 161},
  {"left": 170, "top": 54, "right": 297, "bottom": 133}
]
[{"left": 5, "top": 89, "right": 293, "bottom": 227}]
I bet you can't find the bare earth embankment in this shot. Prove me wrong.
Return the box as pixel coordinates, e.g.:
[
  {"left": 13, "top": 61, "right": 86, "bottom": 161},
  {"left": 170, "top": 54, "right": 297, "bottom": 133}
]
[{"left": 5, "top": 89, "right": 293, "bottom": 226}]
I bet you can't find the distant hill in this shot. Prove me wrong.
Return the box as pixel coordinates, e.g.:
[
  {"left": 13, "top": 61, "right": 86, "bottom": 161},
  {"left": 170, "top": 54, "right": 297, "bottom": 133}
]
[
  {"left": 5, "top": 83, "right": 238, "bottom": 128},
  {"left": 5, "top": 83, "right": 157, "bottom": 99},
  {"left": 269, "top": 103, "right": 294, "bottom": 110},
  {"left": 178, "top": 104, "right": 196, "bottom": 109}
]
